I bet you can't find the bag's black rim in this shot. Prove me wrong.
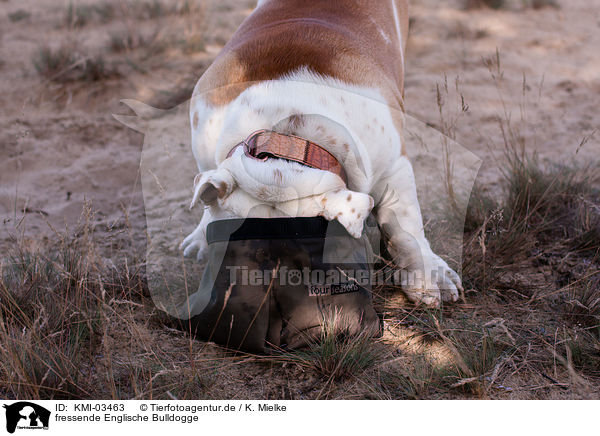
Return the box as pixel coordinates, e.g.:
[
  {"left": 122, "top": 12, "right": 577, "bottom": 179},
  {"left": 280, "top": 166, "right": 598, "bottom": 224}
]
[{"left": 206, "top": 217, "right": 350, "bottom": 244}]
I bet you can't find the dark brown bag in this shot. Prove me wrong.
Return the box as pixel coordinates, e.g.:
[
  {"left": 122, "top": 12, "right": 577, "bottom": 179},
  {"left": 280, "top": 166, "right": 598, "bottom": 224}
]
[{"left": 183, "top": 217, "right": 381, "bottom": 353}]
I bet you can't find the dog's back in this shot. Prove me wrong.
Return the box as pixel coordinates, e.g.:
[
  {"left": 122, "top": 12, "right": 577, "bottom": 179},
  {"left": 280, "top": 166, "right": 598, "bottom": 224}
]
[{"left": 195, "top": 0, "right": 409, "bottom": 108}]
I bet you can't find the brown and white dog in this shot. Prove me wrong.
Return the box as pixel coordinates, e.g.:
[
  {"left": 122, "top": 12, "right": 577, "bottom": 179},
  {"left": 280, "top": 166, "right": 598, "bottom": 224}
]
[{"left": 181, "top": 0, "right": 462, "bottom": 307}]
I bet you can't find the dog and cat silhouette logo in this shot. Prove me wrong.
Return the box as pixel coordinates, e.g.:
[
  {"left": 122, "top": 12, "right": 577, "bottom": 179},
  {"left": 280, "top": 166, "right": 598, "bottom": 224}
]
[{"left": 2, "top": 403, "right": 50, "bottom": 433}]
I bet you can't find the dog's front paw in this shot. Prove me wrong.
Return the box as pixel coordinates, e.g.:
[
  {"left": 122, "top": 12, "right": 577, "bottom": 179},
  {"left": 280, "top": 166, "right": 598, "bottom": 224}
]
[
  {"left": 180, "top": 224, "right": 207, "bottom": 261},
  {"left": 432, "top": 255, "right": 463, "bottom": 303},
  {"left": 401, "top": 254, "right": 462, "bottom": 307},
  {"left": 423, "top": 253, "right": 462, "bottom": 304}
]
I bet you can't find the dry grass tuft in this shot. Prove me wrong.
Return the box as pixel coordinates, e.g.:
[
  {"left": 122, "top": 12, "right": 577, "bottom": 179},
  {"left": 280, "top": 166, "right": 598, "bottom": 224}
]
[
  {"left": 63, "top": 0, "right": 197, "bottom": 28},
  {"left": 32, "top": 46, "right": 120, "bottom": 83},
  {"left": 8, "top": 10, "right": 31, "bottom": 22},
  {"left": 502, "top": 150, "right": 599, "bottom": 252},
  {"left": 461, "top": 122, "right": 599, "bottom": 293},
  {"left": 65, "top": 2, "right": 115, "bottom": 28},
  {"left": 463, "top": 0, "right": 507, "bottom": 9},
  {"left": 32, "top": 46, "right": 76, "bottom": 80},
  {"left": 434, "top": 327, "right": 513, "bottom": 396},
  {"left": 528, "top": 0, "right": 560, "bottom": 9},
  {"left": 1, "top": 208, "right": 145, "bottom": 399},
  {"left": 106, "top": 0, "right": 206, "bottom": 67},
  {"left": 1, "top": 238, "right": 102, "bottom": 398},
  {"left": 463, "top": 0, "right": 559, "bottom": 9},
  {"left": 109, "top": 31, "right": 163, "bottom": 54},
  {"left": 278, "top": 313, "right": 383, "bottom": 383}
]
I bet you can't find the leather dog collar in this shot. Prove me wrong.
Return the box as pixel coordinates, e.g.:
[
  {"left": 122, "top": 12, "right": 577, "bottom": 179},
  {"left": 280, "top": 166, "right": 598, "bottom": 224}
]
[{"left": 227, "top": 130, "right": 348, "bottom": 184}]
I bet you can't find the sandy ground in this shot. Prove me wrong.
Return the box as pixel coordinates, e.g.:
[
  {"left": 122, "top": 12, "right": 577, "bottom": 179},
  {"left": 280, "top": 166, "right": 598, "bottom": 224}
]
[
  {"left": 0, "top": 0, "right": 247, "bottom": 254},
  {"left": 405, "top": 0, "right": 599, "bottom": 186},
  {"left": 0, "top": 0, "right": 598, "bottom": 399}
]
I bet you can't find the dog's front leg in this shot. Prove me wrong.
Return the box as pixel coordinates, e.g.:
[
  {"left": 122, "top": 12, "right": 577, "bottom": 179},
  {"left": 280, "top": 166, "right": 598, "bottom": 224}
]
[
  {"left": 180, "top": 208, "right": 211, "bottom": 261},
  {"left": 373, "top": 156, "right": 462, "bottom": 307}
]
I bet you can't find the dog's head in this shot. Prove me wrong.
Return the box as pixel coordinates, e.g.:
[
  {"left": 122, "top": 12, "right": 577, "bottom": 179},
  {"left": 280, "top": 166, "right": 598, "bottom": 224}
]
[{"left": 190, "top": 147, "right": 374, "bottom": 238}]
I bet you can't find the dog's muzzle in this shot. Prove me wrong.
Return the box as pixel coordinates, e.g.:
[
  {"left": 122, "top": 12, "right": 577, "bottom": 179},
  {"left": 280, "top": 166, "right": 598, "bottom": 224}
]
[{"left": 181, "top": 217, "right": 381, "bottom": 353}]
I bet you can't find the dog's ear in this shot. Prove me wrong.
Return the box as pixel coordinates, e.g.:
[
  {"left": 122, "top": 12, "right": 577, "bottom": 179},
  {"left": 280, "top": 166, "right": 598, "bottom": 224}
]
[
  {"left": 320, "top": 189, "right": 374, "bottom": 238},
  {"left": 190, "top": 169, "right": 235, "bottom": 208}
]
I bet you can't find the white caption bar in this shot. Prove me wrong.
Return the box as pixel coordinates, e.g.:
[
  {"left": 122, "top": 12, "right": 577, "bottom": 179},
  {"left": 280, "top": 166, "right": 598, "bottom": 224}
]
[{"left": 0, "top": 400, "right": 596, "bottom": 435}]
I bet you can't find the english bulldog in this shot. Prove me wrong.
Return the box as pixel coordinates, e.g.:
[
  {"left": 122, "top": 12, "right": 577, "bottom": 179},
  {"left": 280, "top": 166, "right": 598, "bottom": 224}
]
[{"left": 181, "top": 0, "right": 463, "bottom": 307}]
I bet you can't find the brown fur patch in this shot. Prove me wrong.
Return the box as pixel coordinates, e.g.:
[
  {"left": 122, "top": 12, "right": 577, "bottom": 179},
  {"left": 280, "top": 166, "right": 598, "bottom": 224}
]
[
  {"left": 199, "top": 180, "right": 228, "bottom": 205},
  {"left": 287, "top": 114, "right": 304, "bottom": 131},
  {"left": 193, "top": 0, "right": 409, "bottom": 109},
  {"left": 217, "top": 181, "right": 228, "bottom": 198},
  {"left": 347, "top": 194, "right": 352, "bottom": 201}
]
